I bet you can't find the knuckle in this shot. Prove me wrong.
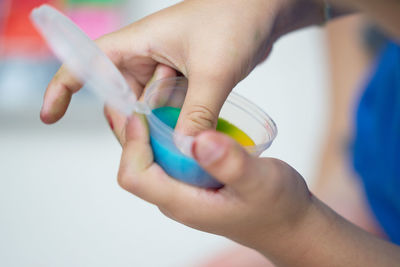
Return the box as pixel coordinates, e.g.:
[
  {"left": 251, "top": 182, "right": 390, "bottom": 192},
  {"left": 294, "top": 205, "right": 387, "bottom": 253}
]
[
  {"left": 189, "top": 56, "right": 236, "bottom": 84},
  {"left": 207, "top": 65, "right": 235, "bottom": 84},
  {"left": 170, "top": 207, "right": 196, "bottom": 226},
  {"left": 158, "top": 207, "right": 176, "bottom": 220},
  {"left": 117, "top": 164, "right": 131, "bottom": 191},
  {"left": 158, "top": 202, "right": 186, "bottom": 223},
  {"left": 158, "top": 197, "right": 195, "bottom": 226},
  {"left": 259, "top": 158, "right": 288, "bottom": 197},
  {"left": 117, "top": 142, "right": 153, "bottom": 194},
  {"left": 117, "top": 157, "right": 141, "bottom": 193},
  {"left": 95, "top": 35, "right": 123, "bottom": 65},
  {"left": 184, "top": 104, "right": 217, "bottom": 132},
  {"left": 191, "top": 50, "right": 241, "bottom": 82},
  {"left": 268, "top": 158, "right": 293, "bottom": 180},
  {"left": 262, "top": 158, "right": 282, "bottom": 177},
  {"left": 223, "top": 149, "right": 248, "bottom": 184}
]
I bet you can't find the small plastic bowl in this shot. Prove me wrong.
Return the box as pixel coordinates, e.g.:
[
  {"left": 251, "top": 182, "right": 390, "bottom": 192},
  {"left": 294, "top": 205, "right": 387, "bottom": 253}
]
[{"left": 144, "top": 77, "right": 277, "bottom": 188}]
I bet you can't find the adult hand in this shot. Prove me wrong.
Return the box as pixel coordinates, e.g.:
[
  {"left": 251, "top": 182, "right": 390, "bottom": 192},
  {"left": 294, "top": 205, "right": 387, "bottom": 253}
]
[{"left": 40, "top": 0, "right": 299, "bottom": 135}]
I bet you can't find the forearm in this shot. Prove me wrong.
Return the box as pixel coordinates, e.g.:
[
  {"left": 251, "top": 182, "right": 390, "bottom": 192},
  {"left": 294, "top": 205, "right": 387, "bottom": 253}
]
[
  {"left": 272, "top": 0, "right": 400, "bottom": 42},
  {"left": 257, "top": 196, "right": 400, "bottom": 266},
  {"left": 271, "top": 0, "right": 352, "bottom": 42},
  {"left": 320, "top": 0, "right": 400, "bottom": 37}
]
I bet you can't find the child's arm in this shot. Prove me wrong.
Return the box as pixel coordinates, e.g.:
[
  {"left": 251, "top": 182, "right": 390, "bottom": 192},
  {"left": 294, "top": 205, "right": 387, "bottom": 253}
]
[{"left": 107, "top": 110, "right": 400, "bottom": 267}]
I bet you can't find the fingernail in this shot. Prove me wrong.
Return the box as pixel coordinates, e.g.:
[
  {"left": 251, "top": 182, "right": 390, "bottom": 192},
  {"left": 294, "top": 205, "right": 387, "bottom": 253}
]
[
  {"left": 148, "top": 67, "right": 162, "bottom": 85},
  {"left": 193, "top": 135, "right": 225, "bottom": 166}
]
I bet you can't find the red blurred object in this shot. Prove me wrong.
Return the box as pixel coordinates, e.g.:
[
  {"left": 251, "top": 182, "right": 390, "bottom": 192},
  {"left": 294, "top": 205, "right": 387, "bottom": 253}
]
[{"left": 0, "top": 0, "right": 62, "bottom": 58}]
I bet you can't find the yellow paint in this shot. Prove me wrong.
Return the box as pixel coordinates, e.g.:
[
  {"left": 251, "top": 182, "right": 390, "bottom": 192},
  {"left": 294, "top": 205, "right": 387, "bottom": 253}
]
[{"left": 152, "top": 106, "right": 255, "bottom": 146}]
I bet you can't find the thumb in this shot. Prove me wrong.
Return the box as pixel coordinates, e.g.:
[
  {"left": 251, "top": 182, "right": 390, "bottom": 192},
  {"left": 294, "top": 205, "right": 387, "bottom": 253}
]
[
  {"left": 192, "top": 131, "right": 263, "bottom": 194},
  {"left": 175, "top": 75, "right": 234, "bottom": 136}
]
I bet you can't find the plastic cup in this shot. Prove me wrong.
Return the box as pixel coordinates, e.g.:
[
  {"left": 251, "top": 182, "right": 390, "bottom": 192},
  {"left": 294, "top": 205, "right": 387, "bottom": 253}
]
[{"left": 144, "top": 77, "right": 277, "bottom": 188}]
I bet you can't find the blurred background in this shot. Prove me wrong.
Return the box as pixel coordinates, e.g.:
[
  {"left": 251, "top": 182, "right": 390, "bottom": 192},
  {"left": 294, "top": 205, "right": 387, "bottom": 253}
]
[{"left": 0, "top": 0, "right": 384, "bottom": 266}]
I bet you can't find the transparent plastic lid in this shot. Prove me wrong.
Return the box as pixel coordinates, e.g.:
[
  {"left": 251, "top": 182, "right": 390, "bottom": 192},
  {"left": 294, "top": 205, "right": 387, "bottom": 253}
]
[{"left": 30, "top": 4, "right": 148, "bottom": 115}]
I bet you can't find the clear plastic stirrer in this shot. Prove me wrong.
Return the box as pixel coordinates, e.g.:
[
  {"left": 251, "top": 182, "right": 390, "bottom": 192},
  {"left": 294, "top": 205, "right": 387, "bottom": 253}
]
[{"left": 30, "top": 4, "right": 150, "bottom": 115}]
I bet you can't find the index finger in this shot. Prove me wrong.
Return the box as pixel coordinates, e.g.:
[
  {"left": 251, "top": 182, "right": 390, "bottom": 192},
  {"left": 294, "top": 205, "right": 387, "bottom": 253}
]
[
  {"left": 40, "top": 65, "right": 82, "bottom": 124},
  {"left": 40, "top": 27, "right": 141, "bottom": 124}
]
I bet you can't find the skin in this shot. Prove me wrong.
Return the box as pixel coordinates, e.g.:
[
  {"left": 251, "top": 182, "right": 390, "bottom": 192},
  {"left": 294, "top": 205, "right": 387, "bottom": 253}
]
[
  {"left": 41, "top": 0, "right": 294, "bottom": 136},
  {"left": 200, "top": 14, "right": 387, "bottom": 267},
  {"left": 106, "top": 111, "right": 400, "bottom": 267},
  {"left": 333, "top": 0, "right": 400, "bottom": 37},
  {"left": 41, "top": 0, "right": 400, "bottom": 265}
]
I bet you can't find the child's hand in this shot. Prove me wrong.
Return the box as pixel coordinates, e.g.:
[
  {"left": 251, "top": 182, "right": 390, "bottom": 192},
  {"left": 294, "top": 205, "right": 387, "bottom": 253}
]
[
  {"left": 106, "top": 109, "right": 313, "bottom": 258},
  {"left": 40, "top": 0, "right": 291, "bottom": 135}
]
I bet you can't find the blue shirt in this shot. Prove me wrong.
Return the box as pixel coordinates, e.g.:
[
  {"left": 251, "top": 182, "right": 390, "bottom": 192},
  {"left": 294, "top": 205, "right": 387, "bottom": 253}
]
[{"left": 353, "top": 41, "right": 400, "bottom": 244}]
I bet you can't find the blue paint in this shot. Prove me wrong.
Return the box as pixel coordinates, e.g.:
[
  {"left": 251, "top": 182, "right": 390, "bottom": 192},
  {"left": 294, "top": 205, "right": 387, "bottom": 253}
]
[{"left": 146, "top": 111, "right": 222, "bottom": 189}]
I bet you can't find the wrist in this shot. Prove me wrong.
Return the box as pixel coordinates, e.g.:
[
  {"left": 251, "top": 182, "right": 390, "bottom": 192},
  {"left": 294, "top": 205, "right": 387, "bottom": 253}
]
[
  {"left": 256, "top": 195, "right": 340, "bottom": 266},
  {"left": 270, "top": 0, "right": 325, "bottom": 41},
  {"left": 270, "top": 0, "right": 353, "bottom": 41}
]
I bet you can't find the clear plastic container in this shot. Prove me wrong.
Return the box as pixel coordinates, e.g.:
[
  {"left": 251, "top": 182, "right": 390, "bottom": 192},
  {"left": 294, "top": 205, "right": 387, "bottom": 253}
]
[{"left": 144, "top": 77, "right": 277, "bottom": 188}]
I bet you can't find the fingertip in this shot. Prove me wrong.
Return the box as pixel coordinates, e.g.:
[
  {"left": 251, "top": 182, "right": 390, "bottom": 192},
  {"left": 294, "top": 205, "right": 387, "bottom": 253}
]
[
  {"left": 193, "top": 131, "right": 251, "bottom": 187},
  {"left": 40, "top": 65, "right": 82, "bottom": 124},
  {"left": 39, "top": 111, "right": 63, "bottom": 124},
  {"left": 192, "top": 131, "right": 229, "bottom": 167},
  {"left": 40, "top": 93, "right": 70, "bottom": 124},
  {"left": 39, "top": 109, "right": 53, "bottom": 124},
  {"left": 40, "top": 90, "right": 52, "bottom": 124},
  {"left": 39, "top": 103, "right": 60, "bottom": 124}
]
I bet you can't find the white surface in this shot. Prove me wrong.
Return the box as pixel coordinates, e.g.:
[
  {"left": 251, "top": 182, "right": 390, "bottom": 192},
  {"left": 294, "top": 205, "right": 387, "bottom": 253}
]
[
  {"left": 0, "top": 108, "right": 226, "bottom": 267},
  {"left": 235, "top": 27, "right": 329, "bottom": 181},
  {"left": 0, "top": 1, "right": 329, "bottom": 266}
]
